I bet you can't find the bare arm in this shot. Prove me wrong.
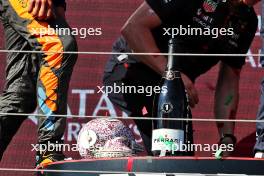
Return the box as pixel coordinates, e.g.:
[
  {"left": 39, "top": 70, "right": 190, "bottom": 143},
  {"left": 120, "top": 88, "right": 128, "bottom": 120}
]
[
  {"left": 214, "top": 62, "right": 241, "bottom": 136},
  {"left": 121, "top": 2, "right": 166, "bottom": 75}
]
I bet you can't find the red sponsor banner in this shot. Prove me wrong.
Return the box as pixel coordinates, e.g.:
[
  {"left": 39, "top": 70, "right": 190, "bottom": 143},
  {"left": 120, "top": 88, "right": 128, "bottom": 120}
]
[{"left": 0, "top": 1, "right": 262, "bottom": 175}]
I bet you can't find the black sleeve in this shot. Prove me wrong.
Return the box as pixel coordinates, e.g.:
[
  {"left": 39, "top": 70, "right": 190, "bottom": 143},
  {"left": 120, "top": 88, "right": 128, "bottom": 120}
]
[
  {"left": 145, "top": 0, "right": 184, "bottom": 24},
  {"left": 221, "top": 7, "right": 258, "bottom": 69}
]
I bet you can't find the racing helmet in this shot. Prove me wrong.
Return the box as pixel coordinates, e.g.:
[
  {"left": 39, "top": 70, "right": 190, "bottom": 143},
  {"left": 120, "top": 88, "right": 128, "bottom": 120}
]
[{"left": 77, "top": 118, "right": 143, "bottom": 158}]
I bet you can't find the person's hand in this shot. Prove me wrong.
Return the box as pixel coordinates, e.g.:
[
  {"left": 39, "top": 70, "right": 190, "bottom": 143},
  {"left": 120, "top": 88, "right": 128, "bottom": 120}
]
[
  {"left": 181, "top": 73, "right": 199, "bottom": 108},
  {"left": 28, "top": 0, "right": 54, "bottom": 20}
]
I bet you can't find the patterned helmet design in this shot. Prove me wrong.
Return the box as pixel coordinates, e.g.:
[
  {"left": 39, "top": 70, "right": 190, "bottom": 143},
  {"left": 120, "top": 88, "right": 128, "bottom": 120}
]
[{"left": 77, "top": 118, "right": 143, "bottom": 158}]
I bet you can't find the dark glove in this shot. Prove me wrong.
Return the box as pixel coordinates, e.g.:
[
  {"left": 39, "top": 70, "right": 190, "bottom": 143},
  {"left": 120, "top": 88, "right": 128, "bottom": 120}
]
[{"left": 53, "top": 0, "right": 66, "bottom": 10}]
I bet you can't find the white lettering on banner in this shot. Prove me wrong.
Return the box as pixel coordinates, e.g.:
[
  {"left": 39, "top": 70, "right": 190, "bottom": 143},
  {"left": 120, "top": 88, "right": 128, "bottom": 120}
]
[
  {"left": 93, "top": 93, "right": 117, "bottom": 116},
  {"left": 67, "top": 104, "right": 73, "bottom": 117},
  {"left": 246, "top": 49, "right": 262, "bottom": 68},
  {"left": 66, "top": 123, "right": 83, "bottom": 141},
  {"left": 24, "top": 88, "right": 141, "bottom": 142},
  {"left": 67, "top": 123, "right": 82, "bottom": 141},
  {"left": 256, "top": 15, "right": 261, "bottom": 36},
  {"left": 72, "top": 89, "right": 95, "bottom": 116}
]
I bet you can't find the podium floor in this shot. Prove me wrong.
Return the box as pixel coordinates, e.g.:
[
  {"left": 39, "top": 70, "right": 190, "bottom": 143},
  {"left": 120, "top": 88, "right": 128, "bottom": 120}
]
[{"left": 40, "top": 157, "right": 264, "bottom": 176}]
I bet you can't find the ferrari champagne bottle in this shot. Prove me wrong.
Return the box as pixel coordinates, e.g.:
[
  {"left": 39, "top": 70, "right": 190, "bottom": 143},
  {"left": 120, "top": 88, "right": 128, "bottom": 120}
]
[{"left": 152, "top": 39, "right": 192, "bottom": 156}]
